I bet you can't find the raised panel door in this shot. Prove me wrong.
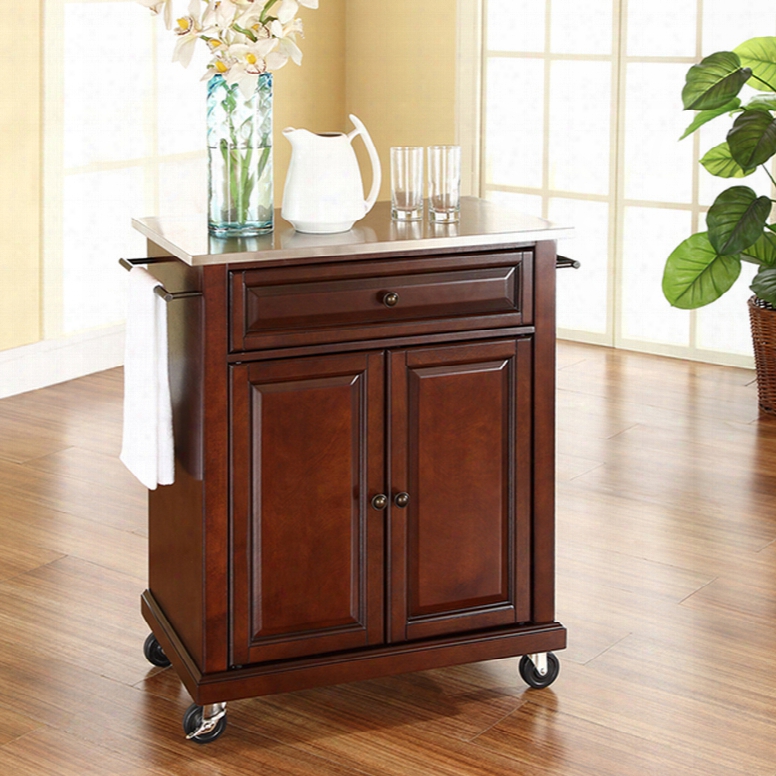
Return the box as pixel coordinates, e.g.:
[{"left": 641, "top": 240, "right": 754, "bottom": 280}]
[
  {"left": 231, "top": 351, "right": 384, "bottom": 664},
  {"left": 388, "top": 338, "right": 533, "bottom": 642}
]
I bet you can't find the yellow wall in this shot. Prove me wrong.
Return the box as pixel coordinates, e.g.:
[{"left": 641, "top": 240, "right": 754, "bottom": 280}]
[
  {"left": 274, "top": 0, "right": 458, "bottom": 203},
  {"left": 0, "top": 0, "right": 42, "bottom": 351},
  {"left": 273, "top": 0, "right": 347, "bottom": 201},
  {"left": 345, "top": 0, "right": 458, "bottom": 201}
]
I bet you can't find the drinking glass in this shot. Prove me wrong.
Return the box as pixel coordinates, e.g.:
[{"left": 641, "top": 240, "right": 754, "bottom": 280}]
[
  {"left": 390, "top": 146, "right": 424, "bottom": 220},
  {"left": 427, "top": 145, "right": 461, "bottom": 223}
]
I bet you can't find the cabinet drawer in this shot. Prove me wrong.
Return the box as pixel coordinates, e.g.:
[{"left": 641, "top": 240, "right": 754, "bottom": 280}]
[{"left": 232, "top": 252, "right": 532, "bottom": 351}]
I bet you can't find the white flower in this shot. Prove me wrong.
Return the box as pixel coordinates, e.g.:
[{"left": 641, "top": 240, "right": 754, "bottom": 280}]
[
  {"left": 269, "top": 16, "right": 304, "bottom": 65},
  {"left": 137, "top": 0, "right": 317, "bottom": 79},
  {"left": 234, "top": 5, "right": 269, "bottom": 38},
  {"left": 214, "top": 0, "right": 240, "bottom": 27},
  {"left": 265, "top": 50, "right": 289, "bottom": 70},
  {"left": 138, "top": 0, "right": 174, "bottom": 29},
  {"left": 278, "top": 37, "right": 302, "bottom": 66},
  {"left": 172, "top": 0, "right": 210, "bottom": 68},
  {"left": 274, "top": 0, "right": 318, "bottom": 22},
  {"left": 203, "top": 54, "right": 232, "bottom": 79},
  {"left": 275, "top": 0, "right": 299, "bottom": 25},
  {"left": 201, "top": 0, "right": 237, "bottom": 29},
  {"left": 224, "top": 41, "right": 272, "bottom": 95}
]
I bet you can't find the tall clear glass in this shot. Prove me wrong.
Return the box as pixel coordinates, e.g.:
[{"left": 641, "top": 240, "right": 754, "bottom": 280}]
[
  {"left": 427, "top": 145, "right": 461, "bottom": 223},
  {"left": 207, "top": 74, "right": 273, "bottom": 236},
  {"left": 390, "top": 146, "right": 424, "bottom": 220}
]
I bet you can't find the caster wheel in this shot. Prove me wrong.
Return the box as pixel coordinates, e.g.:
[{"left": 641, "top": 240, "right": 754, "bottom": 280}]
[
  {"left": 183, "top": 704, "right": 227, "bottom": 744},
  {"left": 519, "top": 652, "right": 560, "bottom": 689},
  {"left": 143, "top": 633, "right": 171, "bottom": 668}
]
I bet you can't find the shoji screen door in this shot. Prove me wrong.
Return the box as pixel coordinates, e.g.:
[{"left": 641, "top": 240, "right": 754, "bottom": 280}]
[{"left": 481, "top": 0, "right": 776, "bottom": 366}]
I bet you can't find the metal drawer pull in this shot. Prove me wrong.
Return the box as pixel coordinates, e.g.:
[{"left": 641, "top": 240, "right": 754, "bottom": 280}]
[
  {"left": 371, "top": 494, "right": 388, "bottom": 511},
  {"left": 394, "top": 492, "right": 410, "bottom": 508},
  {"left": 119, "top": 257, "right": 202, "bottom": 303},
  {"left": 382, "top": 291, "right": 400, "bottom": 307}
]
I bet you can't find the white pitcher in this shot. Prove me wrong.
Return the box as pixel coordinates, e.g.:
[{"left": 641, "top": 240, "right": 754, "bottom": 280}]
[{"left": 281, "top": 114, "right": 381, "bottom": 234}]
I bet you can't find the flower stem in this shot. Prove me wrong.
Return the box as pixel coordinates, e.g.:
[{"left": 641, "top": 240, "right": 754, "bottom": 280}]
[{"left": 260, "top": 0, "right": 280, "bottom": 23}]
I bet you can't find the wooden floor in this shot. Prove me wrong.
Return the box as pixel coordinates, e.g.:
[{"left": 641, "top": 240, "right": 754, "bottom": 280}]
[{"left": 1, "top": 341, "right": 775, "bottom": 774}]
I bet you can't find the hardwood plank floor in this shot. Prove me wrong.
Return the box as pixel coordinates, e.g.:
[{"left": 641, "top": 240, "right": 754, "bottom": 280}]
[{"left": 1, "top": 342, "right": 775, "bottom": 774}]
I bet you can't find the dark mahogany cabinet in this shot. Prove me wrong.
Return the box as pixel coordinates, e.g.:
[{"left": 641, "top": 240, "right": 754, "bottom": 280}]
[
  {"left": 230, "top": 350, "right": 386, "bottom": 665},
  {"left": 134, "top": 200, "right": 568, "bottom": 741},
  {"left": 389, "top": 337, "right": 533, "bottom": 643}
]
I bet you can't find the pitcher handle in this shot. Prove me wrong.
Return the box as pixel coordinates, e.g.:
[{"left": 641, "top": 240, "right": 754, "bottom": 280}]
[{"left": 348, "top": 114, "right": 382, "bottom": 215}]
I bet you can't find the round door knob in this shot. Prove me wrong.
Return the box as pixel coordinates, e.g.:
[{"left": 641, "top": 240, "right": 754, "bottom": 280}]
[
  {"left": 382, "top": 292, "right": 399, "bottom": 307},
  {"left": 394, "top": 492, "right": 410, "bottom": 508},
  {"left": 371, "top": 494, "right": 388, "bottom": 511}
]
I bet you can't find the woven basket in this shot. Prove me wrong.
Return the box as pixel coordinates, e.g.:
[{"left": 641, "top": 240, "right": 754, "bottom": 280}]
[{"left": 748, "top": 296, "right": 776, "bottom": 415}]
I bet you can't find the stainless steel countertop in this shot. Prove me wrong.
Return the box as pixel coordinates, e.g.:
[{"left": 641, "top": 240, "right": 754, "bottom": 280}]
[{"left": 132, "top": 197, "right": 573, "bottom": 267}]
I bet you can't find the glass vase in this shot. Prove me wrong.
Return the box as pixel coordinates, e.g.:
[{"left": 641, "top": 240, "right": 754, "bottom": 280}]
[{"left": 207, "top": 74, "right": 273, "bottom": 236}]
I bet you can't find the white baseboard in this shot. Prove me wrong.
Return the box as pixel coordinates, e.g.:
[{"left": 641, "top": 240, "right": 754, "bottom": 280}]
[{"left": 0, "top": 325, "right": 125, "bottom": 400}]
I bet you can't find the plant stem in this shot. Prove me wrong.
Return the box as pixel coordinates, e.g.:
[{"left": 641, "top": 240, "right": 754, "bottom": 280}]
[
  {"left": 260, "top": 0, "right": 280, "bottom": 23},
  {"left": 750, "top": 74, "right": 776, "bottom": 93},
  {"left": 239, "top": 145, "right": 254, "bottom": 223},
  {"left": 764, "top": 164, "right": 776, "bottom": 191}
]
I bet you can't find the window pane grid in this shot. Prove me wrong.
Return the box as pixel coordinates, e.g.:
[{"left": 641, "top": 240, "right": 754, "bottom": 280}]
[{"left": 481, "top": 0, "right": 772, "bottom": 367}]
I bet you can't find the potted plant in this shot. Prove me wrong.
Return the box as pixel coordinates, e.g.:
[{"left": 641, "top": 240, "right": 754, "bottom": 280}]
[{"left": 663, "top": 36, "right": 776, "bottom": 413}]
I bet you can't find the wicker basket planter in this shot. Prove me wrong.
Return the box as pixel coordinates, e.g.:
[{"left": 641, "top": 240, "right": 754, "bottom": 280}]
[{"left": 748, "top": 296, "right": 776, "bottom": 415}]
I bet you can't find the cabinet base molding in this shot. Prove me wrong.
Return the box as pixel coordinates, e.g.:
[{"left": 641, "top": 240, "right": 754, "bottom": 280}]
[{"left": 142, "top": 591, "right": 566, "bottom": 706}]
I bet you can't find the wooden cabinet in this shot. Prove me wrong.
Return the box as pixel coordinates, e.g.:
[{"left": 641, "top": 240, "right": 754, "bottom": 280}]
[
  {"left": 388, "top": 338, "right": 533, "bottom": 643},
  {"left": 135, "top": 200, "right": 568, "bottom": 740},
  {"left": 230, "top": 350, "right": 385, "bottom": 664},
  {"left": 230, "top": 336, "right": 532, "bottom": 665}
]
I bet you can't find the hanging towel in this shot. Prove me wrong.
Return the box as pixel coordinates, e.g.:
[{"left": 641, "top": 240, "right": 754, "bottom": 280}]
[{"left": 120, "top": 266, "right": 175, "bottom": 490}]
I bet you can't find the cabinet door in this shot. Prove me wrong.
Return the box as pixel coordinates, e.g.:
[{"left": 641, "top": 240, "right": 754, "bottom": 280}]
[
  {"left": 231, "top": 352, "right": 384, "bottom": 665},
  {"left": 389, "top": 338, "right": 532, "bottom": 642}
]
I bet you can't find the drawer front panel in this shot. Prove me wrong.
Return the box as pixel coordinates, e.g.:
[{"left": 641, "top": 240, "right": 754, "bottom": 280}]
[{"left": 232, "top": 253, "right": 531, "bottom": 351}]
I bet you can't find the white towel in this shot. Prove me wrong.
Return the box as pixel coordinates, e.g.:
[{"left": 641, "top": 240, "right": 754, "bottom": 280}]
[{"left": 120, "top": 266, "right": 175, "bottom": 490}]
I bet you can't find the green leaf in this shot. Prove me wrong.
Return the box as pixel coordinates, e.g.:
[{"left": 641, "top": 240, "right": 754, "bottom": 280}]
[
  {"left": 682, "top": 51, "right": 751, "bottom": 110},
  {"left": 734, "top": 37, "right": 776, "bottom": 92},
  {"left": 743, "top": 94, "right": 776, "bottom": 112},
  {"left": 663, "top": 232, "right": 741, "bottom": 309},
  {"left": 727, "top": 109, "right": 776, "bottom": 168},
  {"left": 751, "top": 267, "right": 776, "bottom": 305},
  {"left": 680, "top": 99, "right": 741, "bottom": 140},
  {"left": 742, "top": 230, "right": 776, "bottom": 266},
  {"left": 706, "top": 186, "right": 771, "bottom": 255},
  {"left": 700, "top": 142, "right": 756, "bottom": 178}
]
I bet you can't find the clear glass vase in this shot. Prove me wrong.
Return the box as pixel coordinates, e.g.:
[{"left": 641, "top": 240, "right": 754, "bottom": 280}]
[{"left": 207, "top": 74, "right": 273, "bottom": 236}]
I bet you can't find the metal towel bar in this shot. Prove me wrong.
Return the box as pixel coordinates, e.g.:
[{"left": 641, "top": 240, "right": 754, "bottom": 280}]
[
  {"left": 119, "top": 258, "right": 202, "bottom": 302},
  {"left": 556, "top": 255, "right": 581, "bottom": 270}
]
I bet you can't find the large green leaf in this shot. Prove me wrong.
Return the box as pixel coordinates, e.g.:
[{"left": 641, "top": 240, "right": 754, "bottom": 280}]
[
  {"left": 741, "top": 230, "right": 776, "bottom": 266},
  {"left": 706, "top": 186, "right": 772, "bottom": 255},
  {"left": 680, "top": 99, "right": 741, "bottom": 140},
  {"left": 700, "top": 142, "right": 756, "bottom": 178},
  {"left": 727, "top": 109, "right": 776, "bottom": 167},
  {"left": 743, "top": 94, "right": 776, "bottom": 112},
  {"left": 663, "top": 232, "right": 742, "bottom": 309},
  {"left": 734, "top": 37, "right": 776, "bottom": 92},
  {"left": 751, "top": 267, "right": 776, "bottom": 305},
  {"left": 682, "top": 51, "right": 751, "bottom": 110}
]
